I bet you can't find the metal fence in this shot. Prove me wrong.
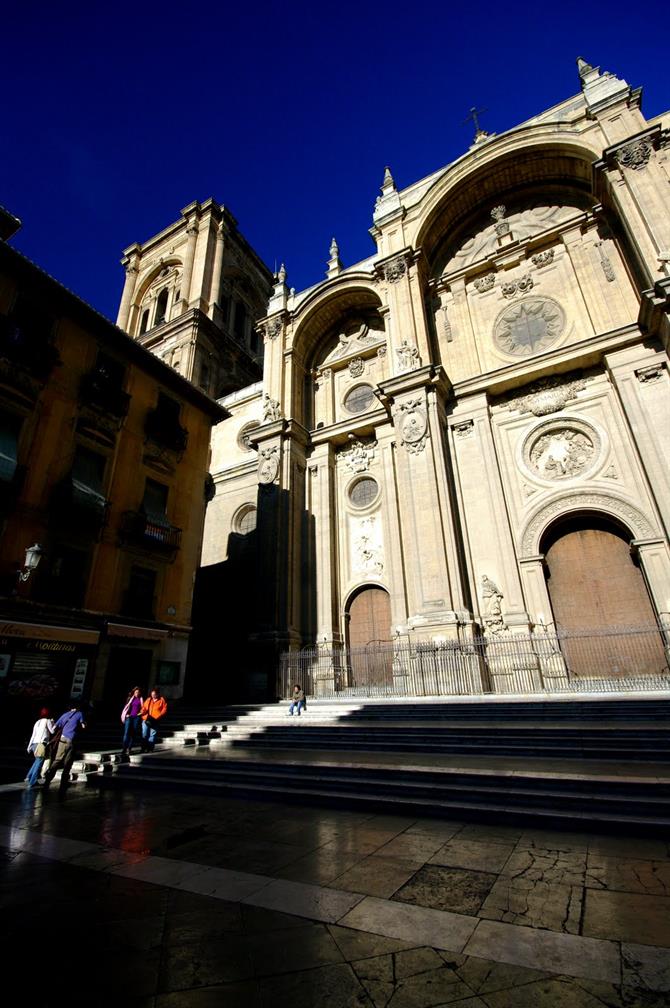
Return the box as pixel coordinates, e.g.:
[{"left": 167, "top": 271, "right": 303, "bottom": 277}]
[{"left": 278, "top": 624, "right": 670, "bottom": 699}]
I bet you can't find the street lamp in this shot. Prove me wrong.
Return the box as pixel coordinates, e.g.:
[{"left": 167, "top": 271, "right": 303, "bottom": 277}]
[{"left": 18, "top": 543, "right": 43, "bottom": 582}]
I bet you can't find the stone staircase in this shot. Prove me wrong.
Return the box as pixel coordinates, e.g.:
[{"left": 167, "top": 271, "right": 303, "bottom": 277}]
[{"left": 92, "top": 695, "right": 670, "bottom": 833}]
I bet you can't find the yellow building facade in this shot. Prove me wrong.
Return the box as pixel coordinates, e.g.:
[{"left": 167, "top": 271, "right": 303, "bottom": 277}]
[{"left": 0, "top": 212, "right": 226, "bottom": 713}]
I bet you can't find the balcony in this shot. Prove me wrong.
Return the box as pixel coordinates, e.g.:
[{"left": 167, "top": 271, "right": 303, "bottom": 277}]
[
  {"left": 79, "top": 369, "right": 131, "bottom": 419},
  {"left": 120, "top": 510, "right": 182, "bottom": 556},
  {"left": 50, "top": 478, "right": 110, "bottom": 535},
  {"left": 144, "top": 408, "right": 188, "bottom": 453}
]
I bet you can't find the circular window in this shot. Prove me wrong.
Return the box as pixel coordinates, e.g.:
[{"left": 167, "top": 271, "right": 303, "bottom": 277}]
[
  {"left": 237, "top": 421, "right": 260, "bottom": 452},
  {"left": 234, "top": 505, "right": 257, "bottom": 534},
  {"left": 344, "top": 384, "right": 376, "bottom": 415},
  {"left": 349, "top": 477, "right": 379, "bottom": 508}
]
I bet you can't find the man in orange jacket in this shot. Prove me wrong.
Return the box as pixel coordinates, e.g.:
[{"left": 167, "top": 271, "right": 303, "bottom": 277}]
[{"left": 140, "top": 687, "right": 168, "bottom": 751}]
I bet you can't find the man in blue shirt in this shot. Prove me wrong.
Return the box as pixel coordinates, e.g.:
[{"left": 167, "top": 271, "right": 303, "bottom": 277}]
[{"left": 43, "top": 705, "right": 86, "bottom": 787}]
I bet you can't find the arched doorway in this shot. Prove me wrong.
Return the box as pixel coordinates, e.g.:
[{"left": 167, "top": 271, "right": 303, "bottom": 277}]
[
  {"left": 346, "top": 586, "right": 392, "bottom": 689},
  {"left": 542, "top": 514, "right": 665, "bottom": 678}
]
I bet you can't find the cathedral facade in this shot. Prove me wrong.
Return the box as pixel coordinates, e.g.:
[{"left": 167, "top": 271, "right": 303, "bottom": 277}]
[{"left": 120, "top": 60, "right": 670, "bottom": 698}]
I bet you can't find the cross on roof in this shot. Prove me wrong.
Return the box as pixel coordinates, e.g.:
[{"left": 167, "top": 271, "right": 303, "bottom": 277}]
[{"left": 463, "top": 106, "right": 488, "bottom": 139}]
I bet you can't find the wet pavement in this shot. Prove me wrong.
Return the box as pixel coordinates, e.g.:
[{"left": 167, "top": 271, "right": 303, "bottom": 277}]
[{"left": 1, "top": 783, "right": 670, "bottom": 1006}]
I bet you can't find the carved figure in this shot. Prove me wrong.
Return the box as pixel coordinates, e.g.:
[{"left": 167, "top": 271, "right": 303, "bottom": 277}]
[
  {"left": 481, "top": 575, "right": 507, "bottom": 634},
  {"left": 262, "top": 394, "right": 281, "bottom": 423},
  {"left": 258, "top": 446, "right": 279, "bottom": 485},
  {"left": 530, "top": 428, "right": 594, "bottom": 480},
  {"left": 396, "top": 338, "right": 420, "bottom": 372}
]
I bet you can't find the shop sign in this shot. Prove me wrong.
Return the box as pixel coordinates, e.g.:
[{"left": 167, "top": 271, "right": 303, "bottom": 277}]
[
  {"left": 70, "top": 658, "right": 89, "bottom": 699},
  {"left": 0, "top": 622, "right": 99, "bottom": 645}
]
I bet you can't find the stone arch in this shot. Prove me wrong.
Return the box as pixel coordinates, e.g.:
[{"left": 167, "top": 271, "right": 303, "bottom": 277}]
[
  {"left": 131, "top": 258, "right": 183, "bottom": 336},
  {"left": 411, "top": 131, "right": 603, "bottom": 276},
  {"left": 291, "top": 275, "right": 384, "bottom": 365},
  {"left": 520, "top": 492, "right": 656, "bottom": 557}
]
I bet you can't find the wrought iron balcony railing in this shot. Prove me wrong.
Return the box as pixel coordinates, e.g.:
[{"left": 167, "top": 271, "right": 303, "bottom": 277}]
[{"left": 120, "top": 510, "right": 182, "bottom": 554}]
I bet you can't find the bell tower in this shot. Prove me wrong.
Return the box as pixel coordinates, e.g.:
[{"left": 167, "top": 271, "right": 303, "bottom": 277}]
[{"left": 116, "top": 198, "right": 273, "bottom": 397}]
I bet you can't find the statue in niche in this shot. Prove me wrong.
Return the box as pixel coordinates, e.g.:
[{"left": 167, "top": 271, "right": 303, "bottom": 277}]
[
  {"left": 262, "top": 394, "right": 281, "bottom": 423},
  {"left": 396, "top": 338, "right": 420, "bottom": 372}
]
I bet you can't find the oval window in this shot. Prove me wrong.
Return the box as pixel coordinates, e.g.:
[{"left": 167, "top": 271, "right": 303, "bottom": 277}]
[
  {"left": 349, "top": 477, "right": 379, "bottom": 508},
  {"left": 344, "top": 384, "right": 376, "bottom": 415}
]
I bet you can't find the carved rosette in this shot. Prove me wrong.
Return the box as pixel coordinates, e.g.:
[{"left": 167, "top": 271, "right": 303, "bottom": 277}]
[
  {"left": 258, "top": 446, "right": 280, "bottom": 485},
  {"left": 494, "top": 297, "right": 565, "bottom": 357},
  {"left": 397, "top": 399, "right": 428, "bottom": 454},
  {"left": 616, "top": 139, "right": 653, "bottom": 171}
]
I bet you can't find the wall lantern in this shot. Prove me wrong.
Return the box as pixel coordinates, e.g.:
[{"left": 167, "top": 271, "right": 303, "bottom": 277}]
[{"left": 18, "top": 543, "right": 44, "bottom": 582}]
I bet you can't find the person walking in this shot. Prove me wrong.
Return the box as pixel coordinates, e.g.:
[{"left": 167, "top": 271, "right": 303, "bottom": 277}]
[
  {"left": 25, "top": 708, "right": 55, "bottom": 788},
  {"left": 140, "top": 687, "right": 167, "bottom": 751},
  {"left": 43, "top": 704, "right": 86, "bottom": 787},
  {"left": 288, "top": 684, "right": 306, "bottom": 716},
  {"left": 121, "top": 687, "right": 144, "bottom": 756}
]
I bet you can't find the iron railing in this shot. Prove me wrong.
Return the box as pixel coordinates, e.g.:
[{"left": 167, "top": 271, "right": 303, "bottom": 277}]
[{"left": 278, "top": 624, "right": 670, "bottom": 699}]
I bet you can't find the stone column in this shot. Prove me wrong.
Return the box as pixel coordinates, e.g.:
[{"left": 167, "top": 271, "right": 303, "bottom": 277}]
[
  {"left": 518, "top": 555, "right": 569, "bottom": 687},
  {"left": 606, "top": 346, "right": 670, "bottom": 540},
  {"left": 180, "top": 221, "right": 199, "bottom": 311},
  {"left": 116, "top": 260, "right": 138, "bottom": 332},
  {"left": 376, "top": 251, "right": 431, "bottom": 373},
  {"left": 209, "top": 221, "right": 225, "bottom": 317}
]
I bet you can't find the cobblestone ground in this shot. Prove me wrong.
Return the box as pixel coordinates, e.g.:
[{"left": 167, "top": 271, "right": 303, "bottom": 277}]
[{"left": 1, "top": 785, "right": 669, "bottom": 1006}]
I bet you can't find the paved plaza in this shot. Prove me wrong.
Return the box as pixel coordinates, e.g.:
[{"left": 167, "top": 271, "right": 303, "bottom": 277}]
[{"left": 1, "top": 783, "right": 670, "bottom": 1006}]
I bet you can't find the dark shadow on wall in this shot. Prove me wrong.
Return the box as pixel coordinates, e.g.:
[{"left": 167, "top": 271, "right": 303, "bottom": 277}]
[{"left": 186, "top": 484, "right": 316, "bottom": 704}]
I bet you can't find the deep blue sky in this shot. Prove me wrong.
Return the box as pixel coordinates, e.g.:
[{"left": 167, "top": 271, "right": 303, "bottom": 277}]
[{"left": 3, "top": 1, "right": 667, "bottom": 320}]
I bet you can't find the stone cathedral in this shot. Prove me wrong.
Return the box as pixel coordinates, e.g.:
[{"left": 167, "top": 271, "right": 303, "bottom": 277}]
[{"left": 117, "top": 59, "right": 670, "bottom": 699}]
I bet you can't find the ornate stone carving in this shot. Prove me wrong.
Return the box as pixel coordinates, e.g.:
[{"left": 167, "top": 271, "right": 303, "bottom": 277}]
[
  {"left": 264, "top": 317, "right": 283, "bottom": 341},
  {"left": 258, "top": 446, "right": 279, "bottom": 485},
  {"left": 377, "top": 345, "right": 387, "bottom": 358},
  {"left": 381, "top": 253, "right": 410, "bottom": 284},
  {"left": 453, "top": 420, "right": 474, "bottom": 438},
  {"left": 521, "top": 494, "right": 654, "bottom": 554},
  {"left": 501, "top": 274, "right": 534, "bottom": 299},
  {"left": 528, "top": 426, "right": 596, "bottom": 480},
  {"left": 480, "top": 575, "right": 507, "bottom": 634},
  {"left": 326, "top": 322, "right": 384, "bottom": 363},
  {"left": 491, "top": 205, "right": 510, "bottom": 237},
  {"left": 474, "top": 273, "right": 495, "bottom": 293},
  {"left": 494, "top": 297, "right": 565, "bottom": 357},
  {"left": 500, "top": 374, "right": 588, "bottom": 417},
  {"left": 531, "top": 250, "right": 555, "bottom": 268},
  {"left": 616, "top": 139, "right": 653, "bottom": 171},
  {"left": 604, "top": 464, "right": 618, "bottom": 479},
  {"left": 396, "top": 338, "right": 420, "bottom": 372},
  {"left": 636, "top": 364, "right": 664, "bottom": 384},
  {"left": 348, "top": 357, "right": 365, "bottom": 378},
  {"left": 397, "top": 398, "right": 428, "bottom": 454},
  {"left": 262, "top": 394, "right": 281, "bottom": 423},
  {"left": 342, "top": 437, "right": 375, "bottom": 473},
  {"left": 353, "top": 516, "right": 384, "bottom": 575},
  {"left": 594, "top": 241, "right": 615, "bottom": 282}
]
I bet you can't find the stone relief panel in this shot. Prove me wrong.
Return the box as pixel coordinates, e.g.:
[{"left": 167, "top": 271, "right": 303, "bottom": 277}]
[
  {"left": 442, "top": 203, "right": 585, "bottom": 274},
  {"left": 396, "top": 399, "right": 428, "bottom": 454},
  {"left": 525, "top": 423, "right": 599, "bottom": 481},
  {"left": 258, "top": 446, "right": 280, "bottom": 484},
  {"left": 493, "top": 296, "right": 565, "bottom": 358},
  {"left": 480, "top": 575, "right": 508, "bottom": 635},
  {"left": 395, "top": 339, "right": 421, "bottom": 373},
  {"left": 350, "top": 515, "right": 384, "bottom": 576},
  {"left": 340, "top": 437, "right": 376, "bottom": 474},
  {"left": 495, "top": 372, "right": 591, "bottom": 417}
]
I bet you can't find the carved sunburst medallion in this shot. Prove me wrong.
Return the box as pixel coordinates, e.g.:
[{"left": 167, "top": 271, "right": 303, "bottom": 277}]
[{"left": 494, "top": 297, "right": 565, "bottom": 358}]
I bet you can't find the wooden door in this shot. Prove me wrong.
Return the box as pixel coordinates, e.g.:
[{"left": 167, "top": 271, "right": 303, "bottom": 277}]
[
  {"left": 545, "top": 524, "right": 665, "bottom": 678},
  {"left": 347, "top": 587, "right": 392, "bottom": 688}
]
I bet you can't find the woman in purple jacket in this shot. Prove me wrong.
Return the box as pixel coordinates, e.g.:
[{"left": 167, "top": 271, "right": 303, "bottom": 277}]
[{"left": 121, "top": 687, "right": 144, "bottom": 755}]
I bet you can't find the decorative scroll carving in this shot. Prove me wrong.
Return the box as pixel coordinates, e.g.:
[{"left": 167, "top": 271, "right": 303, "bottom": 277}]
[
  {"left": 635, "top": 364, "right": 664, "bottom": 384},
  {"left": 521, "top": 493, "right": 654, "bottom": 554},
  {"left": 494, "top": 297, "right": 565, "bottom": 357},
  {"left": 501, "top": 274, "right": 534, "bottom": 299},
  {"left": 453, "top": 420, "right": 474, "bottom": 438},
  {"left": 594, "top": 241, "right": 615, "bottom": 282},
  {"left": 396, "top": 338, "right": 420, "bottom": 372},
  {"left": 498, "top": 373, "right": 589, "bottom": 416},
  {"left": 348, "top": 357, "right": 365, "bottom": 378},
  {"left": 262, "top": 394, "right": 281, "bottom": 423},
  {"left": 480, "top": 575, "right": 507, "bottom": 634},
  {"left": 342, "top": 437, "right": 375, "bottom": 473},
  {"left": 258, "top": 446, "right": 279, "bottom": 485},
  {"left": 531, "top": 250, "right": 555, "bottom": 268},
  {"left": 397, "top": 398, "right": 428, "bottom": 454},
  {"left": 474, "top": 273, "right": 495, "bottom": 293},
  {"left": 616, "top": 139, "right": 653, "bottom": 171}
]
